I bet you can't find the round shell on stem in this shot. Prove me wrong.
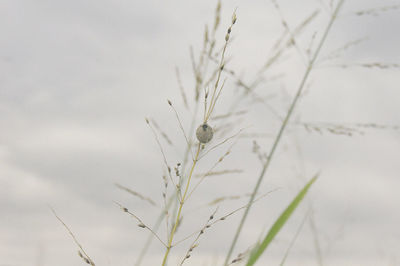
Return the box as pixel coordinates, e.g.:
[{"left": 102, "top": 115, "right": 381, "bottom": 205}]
[{"left": 196, "top": 123, "right": 213, "bottom": 143}]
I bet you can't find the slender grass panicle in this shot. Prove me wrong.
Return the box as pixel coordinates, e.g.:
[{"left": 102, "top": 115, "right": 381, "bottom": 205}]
[{"left": 50, "top": 208, "right": 96, "bottom": 266}]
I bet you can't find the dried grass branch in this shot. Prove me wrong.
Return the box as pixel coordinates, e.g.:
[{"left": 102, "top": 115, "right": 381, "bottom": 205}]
[
  {"left": 114, "top": 201, "right": 167, "bottom": 248},
  {"left": 50, "top": 207, "right": 95, "bottom": 266}
]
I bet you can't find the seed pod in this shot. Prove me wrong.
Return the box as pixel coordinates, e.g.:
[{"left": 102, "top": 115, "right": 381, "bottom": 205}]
[{"left": 196, "top": 123, "right": 213, "bottom": 143}]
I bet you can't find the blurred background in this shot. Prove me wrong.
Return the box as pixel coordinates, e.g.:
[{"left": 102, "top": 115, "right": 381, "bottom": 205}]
[{"left": 1, "top": 0, "right": 399, "bottom": 265}]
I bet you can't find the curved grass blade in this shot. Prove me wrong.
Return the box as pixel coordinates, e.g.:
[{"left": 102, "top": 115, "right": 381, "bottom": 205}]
[{"left": 246, "top": 175, "right": 318, "bottom": 266}]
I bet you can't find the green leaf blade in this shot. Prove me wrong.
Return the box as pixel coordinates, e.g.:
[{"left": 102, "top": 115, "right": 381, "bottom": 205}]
[{"left": 246, "top": 175, "right": 318, "bottom": 266}]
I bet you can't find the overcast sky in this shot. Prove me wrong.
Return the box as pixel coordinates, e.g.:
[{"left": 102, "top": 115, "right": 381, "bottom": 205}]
[{"left": 1, "top": 0, "right": 400, "bottom": 266}]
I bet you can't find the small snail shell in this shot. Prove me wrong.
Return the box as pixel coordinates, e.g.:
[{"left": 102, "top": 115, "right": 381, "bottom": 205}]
[{"left": 196, "top": 123, "right": 213, "bottom": 143}]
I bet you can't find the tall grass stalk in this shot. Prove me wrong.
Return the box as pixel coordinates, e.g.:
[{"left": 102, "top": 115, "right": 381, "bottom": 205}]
[
  {"left": 160, "top": 11, "right": 236, "bottom": 265},
  {"left": 224, "top": 1, "right": 345, "bottom": 264},
  {"left": 135, "top": 3, "right": 222, "bottom": 263}
]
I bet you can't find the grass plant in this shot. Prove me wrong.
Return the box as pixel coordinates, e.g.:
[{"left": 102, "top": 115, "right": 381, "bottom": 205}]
[{"left": 51, "top": 0, "right": 400, "bottom": 265}]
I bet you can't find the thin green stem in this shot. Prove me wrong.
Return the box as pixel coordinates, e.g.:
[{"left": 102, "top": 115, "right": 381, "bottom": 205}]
[
  {"left": 223, "top": 1, "right": 344, "bottom": 264},
  {"left": 161, "top": 143, "right": 201, "bottom": 266}
]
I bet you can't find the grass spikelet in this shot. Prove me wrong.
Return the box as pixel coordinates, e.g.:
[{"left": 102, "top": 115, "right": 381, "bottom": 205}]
[
  {"left": 353, "top": 4, "right": 400, "bottom": 17},
  {"left": 149, "top": 118, "right": 174, "bottom": 146},
  {"left": 50, "top": 207, "right": 95, "bottom": 266},
  {"left": 168, "top": 100, "right": 193, "bottom": 157},
  {"left": 178, "top": 208, "right": 219, "bottom": 265},
  {"left": 175, "top": 67, "right": 189, "bottom": 109},
  {"left": 114, "top": 183, "right": 158, "bottom": 207},
  {"left": 194, "top": 169, "right": 243, "bottom": 178}
]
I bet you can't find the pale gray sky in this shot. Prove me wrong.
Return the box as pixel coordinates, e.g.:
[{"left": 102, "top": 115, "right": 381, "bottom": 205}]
[{"left": 1, "top": 0, "right": 400, "bottom": 265}]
